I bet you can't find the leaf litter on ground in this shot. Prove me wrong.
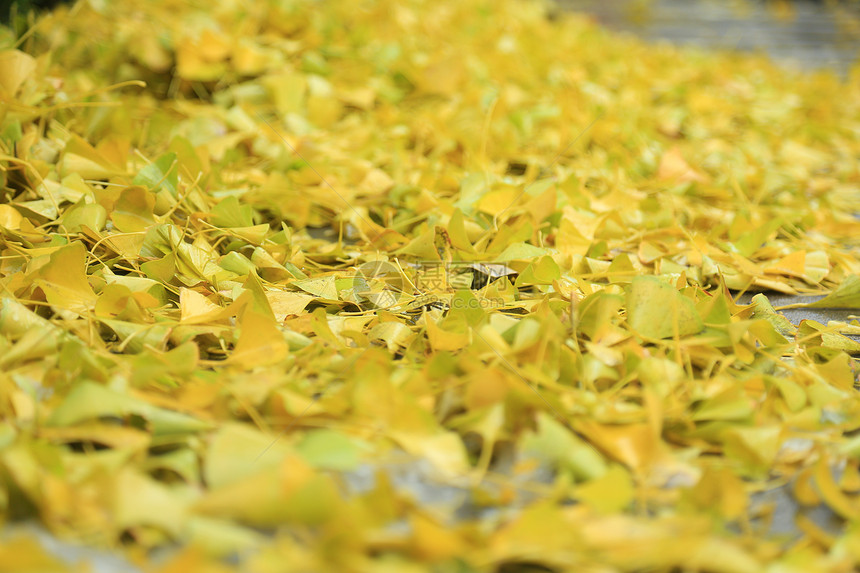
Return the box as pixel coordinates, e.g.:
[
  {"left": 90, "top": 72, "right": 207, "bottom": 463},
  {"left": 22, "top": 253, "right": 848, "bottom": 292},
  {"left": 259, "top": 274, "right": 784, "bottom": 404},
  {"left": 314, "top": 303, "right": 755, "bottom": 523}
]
[{"left": 0, "top": 0, "right": 859, "bottom": 571}]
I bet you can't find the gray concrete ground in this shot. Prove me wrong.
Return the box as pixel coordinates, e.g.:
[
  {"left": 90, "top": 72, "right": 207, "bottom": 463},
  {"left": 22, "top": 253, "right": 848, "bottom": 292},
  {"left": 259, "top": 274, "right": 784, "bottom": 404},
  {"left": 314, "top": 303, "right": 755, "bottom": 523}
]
[
  {"left": 561, "top": 0, "right": 860, "bottom": 75},
  {"left": 1, "top": 523, "right": 144, "bottom": 573},
  {"left": 738, "top": 291, "right": 860, "bottom": 332}
]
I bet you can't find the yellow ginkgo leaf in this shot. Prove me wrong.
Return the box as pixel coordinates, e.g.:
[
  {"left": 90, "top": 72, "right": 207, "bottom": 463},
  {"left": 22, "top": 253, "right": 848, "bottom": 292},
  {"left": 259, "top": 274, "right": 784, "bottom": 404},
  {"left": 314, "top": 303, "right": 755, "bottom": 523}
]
[
  {"left": 229, "top": 309, "right": 289, "bottom": 367},
  {"left": 0, "top": 50, "right": 36, "bottom": 97},
  {"left": 626, "top": 276, "right": 703, "bottom": 340},
  {"left": 32, "top": 241, "right": 97, "bottom": 315}
]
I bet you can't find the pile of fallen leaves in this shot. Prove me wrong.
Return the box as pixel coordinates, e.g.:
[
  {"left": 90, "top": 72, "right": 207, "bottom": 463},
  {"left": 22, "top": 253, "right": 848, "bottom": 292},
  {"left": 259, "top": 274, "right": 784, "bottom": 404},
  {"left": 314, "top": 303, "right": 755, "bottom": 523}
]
[{"left": 1, "top": 0, "right": 860, "bottom": 571}]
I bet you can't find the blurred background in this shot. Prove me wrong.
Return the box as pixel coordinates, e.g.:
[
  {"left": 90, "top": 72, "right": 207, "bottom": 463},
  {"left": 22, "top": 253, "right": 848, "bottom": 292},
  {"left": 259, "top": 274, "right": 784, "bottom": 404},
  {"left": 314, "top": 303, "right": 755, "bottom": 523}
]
[
  {"left": 4, "top": 0, "right": 860, "bottom": 75},
  {"left": 561, "top": 0, "right": 860, "bottom": 74}
]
